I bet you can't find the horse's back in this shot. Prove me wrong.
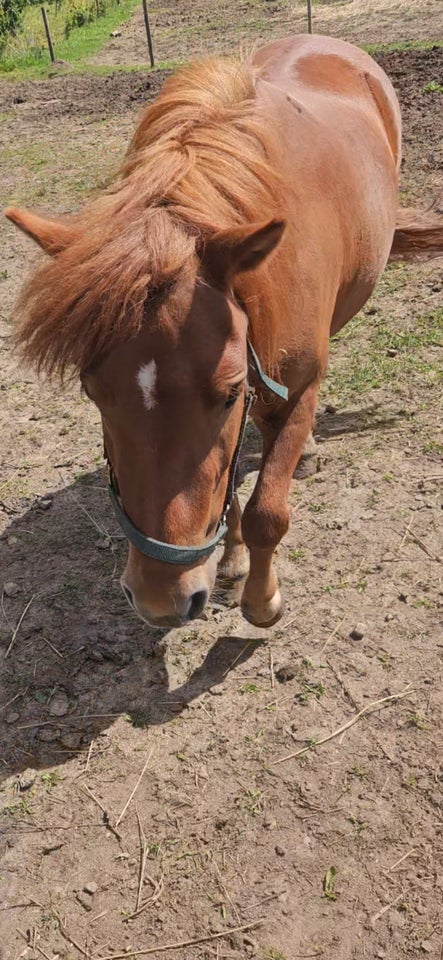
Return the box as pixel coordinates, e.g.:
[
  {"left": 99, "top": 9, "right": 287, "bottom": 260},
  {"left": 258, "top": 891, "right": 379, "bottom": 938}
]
[{"left": 253, "top": 35, "right": 401, "bottom": 172}]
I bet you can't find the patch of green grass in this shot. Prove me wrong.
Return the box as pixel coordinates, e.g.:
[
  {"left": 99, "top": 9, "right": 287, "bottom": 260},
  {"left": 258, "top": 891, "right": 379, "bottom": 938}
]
[
  {"left": 297, "top": 680, "right": 325, "bottom": 703},
  {"left": 289, "top": 547, "right": 306, "bottom": 562},
  {"left": 349, "top": 765, "right": 366, "bottom": 779},
  {"left": 240, "top": 682, "right": 260, "bottom": 694},
  {"left": 327, "top": 305, "right": 442, "bottom": 404},
  {"left": 41, "top": 771, "right": 64, "bottom": 790},
  {"left": 236, "top": 788, "right": 264, "bottom": 817},
  {"left": 0, "top": 0, "right": 141, "bottom": 78},
  {"left": 423, "top": 80, "right": 443, "bottom": 94},
  {"left": 406, "top": 712, "right": 429, "bottom": 730},
  {"left": 365, "top": 39, "right": 443, "bottom": 54}
]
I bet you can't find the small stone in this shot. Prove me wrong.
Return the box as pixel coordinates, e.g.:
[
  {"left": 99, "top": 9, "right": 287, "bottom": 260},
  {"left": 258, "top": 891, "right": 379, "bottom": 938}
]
[
  {"left": 350, "top": 622, "right": 367, "bottom": 641},
  {"left": 110, "top": 29, "right": 122, "bottom": 36},
  {"left": 95, "top": 536, "right": 111, "bottom": 550},
  {"left": 3, "top": 581, "right": 20, "bottom": 597},
  {"left": 60, "top": 732, "right": 83, "bottom": 750},
  {"left": 384, "top": 612, "right": 395, "bottom": 622},
  {"left": 6, "top": 536, "right": 18, "bottom": 546},
  {"left": 421, "top": 942, "right": 434, "bottom": 954},
  {"left": 376, "top": 952, "right": 386, "bottom": 959},
  {"left": 83, "top": 881, "right": 98, "bottom": 895},
  {"left": 37, "top": 498, "right": 52, "bottom": 511},
  {"left": 275, "top": 844, "right": 286, "bottom": 857},
  {"left": 386, "top": 348, "right": 398, "bottom": 357},
  {"left": 76, "top": 894, "right": 92, "bottom": 911},
  {"left": 49, "top": 691, "right": 70, "bottom": 717},
  {"left": 37, "top": 727, "right": 60, "bottom": 742},
  {"left": 275, "top": 665, "right": 296, "bottom": 683},
  {"left": 18, "top": 770, "right": 37, "bottom": 791},
  {"left": 5, "top": 711, "right": 20, "bottom": 724}
]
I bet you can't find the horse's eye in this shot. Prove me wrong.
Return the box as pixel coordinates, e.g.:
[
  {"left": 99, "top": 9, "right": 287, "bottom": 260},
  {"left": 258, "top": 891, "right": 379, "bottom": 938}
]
[{"left": 224, "top": 384, "right": 243, "bottom": 410}]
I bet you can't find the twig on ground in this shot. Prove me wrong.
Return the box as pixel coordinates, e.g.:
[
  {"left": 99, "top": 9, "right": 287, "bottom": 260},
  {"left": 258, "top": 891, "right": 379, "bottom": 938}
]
[
  {"left": 17, "top": 930, "right": 51, "bottom": 960},
  {"left": 59, "top": 474, "right": 110, "bottom": 539},
  {"left": 125, "top": 875, "right": 164, "bottom": 921},
  {"left": 135, "top": 807, "right": 148, "bottom": 911},
  {"left": 408, "top": 530, "right": 440, "bottom": 563},
  {"left": 0, "top": 690, "right": 27, "bottom": 713},
  {"left": 319, "top": 616, "right": 346, "bottom": 656},
  {"left": 273, "top": 685, "right": 412, "bottom": 764},
  {"left": 91, "top": 911, "right": 108, "bottom": 924},
  {"left": 2, "top": 899, "right": 42, "bottom": 911},
  {"left": 269, "top": 647, "right": 275, "bottom": 690},
  {"left": 5, "top": 595, "right": 38, "bottom": 658},
  {"left": 40, "top": 634, "right": 64, "bottom": 659},
  {"left": 370, "top": 893, "right": 403, "bottom": 924},
  {"left": 398, "top": 515, "right": 414, "bottom": 553},
  {"left": 59, "top": 922, "right": 91, "bottom": 957},
  {"left": 115, "top": 750, "right": 154, "bottom": 827},
  {"left": 326, "top": 659, "right": 359, "bottom": 710},
  {"left": 222, "top": 641, "right": 255, "bottom": 678},
  {"left": 81, "top": 784, "right": 122, "bottom": 842},
  {"left": 94, "top": 919, "right": 265, "bottom": 959},
  {"left": 388, "top": 849, "right": 417, "bottom": 872}
]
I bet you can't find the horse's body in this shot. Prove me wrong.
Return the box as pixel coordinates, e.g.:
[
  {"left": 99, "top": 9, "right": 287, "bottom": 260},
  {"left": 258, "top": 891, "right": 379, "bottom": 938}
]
[{"left": 6, "top": 36, "right": 443, "bottom": 628}]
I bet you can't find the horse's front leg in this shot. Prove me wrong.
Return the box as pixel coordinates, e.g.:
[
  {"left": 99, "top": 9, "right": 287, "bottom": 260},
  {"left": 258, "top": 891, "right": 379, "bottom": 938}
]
[
  {"left": 241, "top": 381, "right": 320, "bottom": 627},
  {"left": 218, "top": 493, "right": 249, "bottom": 581}
]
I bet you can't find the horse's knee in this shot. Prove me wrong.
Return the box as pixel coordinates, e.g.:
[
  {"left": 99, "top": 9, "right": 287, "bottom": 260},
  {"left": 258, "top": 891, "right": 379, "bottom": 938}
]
[{"left": 241, "top": 499, "right": 289, "bottom": 549}]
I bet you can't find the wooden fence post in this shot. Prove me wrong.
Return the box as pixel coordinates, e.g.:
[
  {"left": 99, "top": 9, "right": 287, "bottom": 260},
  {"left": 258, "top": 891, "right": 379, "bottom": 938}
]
[
  {"left": 307, "top": 0, "right": 312, "bottom": 33},
  {"left": 41, "top": 7, "right": 55, "bottom": 63},
  {"left": 141, "top": 0, "right": 155, "bottom": 68}
]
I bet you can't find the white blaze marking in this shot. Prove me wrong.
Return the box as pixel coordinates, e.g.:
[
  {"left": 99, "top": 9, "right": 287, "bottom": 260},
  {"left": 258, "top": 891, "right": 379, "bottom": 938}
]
[{"left": 137, "top": 361, "right": 157, "bottom": 410}]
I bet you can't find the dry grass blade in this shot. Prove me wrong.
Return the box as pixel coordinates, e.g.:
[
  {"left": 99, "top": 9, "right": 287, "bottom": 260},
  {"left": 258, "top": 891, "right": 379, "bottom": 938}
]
[
  {"left": 370, "top": 892, "right": 403, "bottom": 924},
  {"left": 222, "top": 640, "right": 255, "bottom": 678},
  {"left": 115, "top": 749, "right": 154, "bottom": 827},
  {"left": 17, "top": 930, "right": 51, "bottom": 960},
  {"left": 125, "top": 876, "right": 164, "bottom": 920},
  {"left": 59, "top": 922, "right": 91, "bottom": 957},
  {"left": 273, "top": 686, "right": 412, "bottom": 763},
  {"left": 94, "top": 919, "right": 265, "bottom": 959},
  {"left": 388, "top": 849, "right": 417, "bottom": 871},
  {"left": 5, "top": 594, "right": 38, "bottom": 658}
]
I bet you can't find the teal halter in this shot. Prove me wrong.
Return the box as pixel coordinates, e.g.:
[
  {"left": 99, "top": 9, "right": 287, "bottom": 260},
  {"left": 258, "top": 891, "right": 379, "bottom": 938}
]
[{"left": 107, "top": 341, "right": 288, "bottom": 564}]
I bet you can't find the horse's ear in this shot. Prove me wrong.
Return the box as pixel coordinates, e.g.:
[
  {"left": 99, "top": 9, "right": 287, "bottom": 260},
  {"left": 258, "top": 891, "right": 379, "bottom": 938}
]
[
  {"left": 4, "top": 207, "right": 78, "bottom": 256},
  {"left": 202, "top": 219, "right": 286, "bottom": 286}
]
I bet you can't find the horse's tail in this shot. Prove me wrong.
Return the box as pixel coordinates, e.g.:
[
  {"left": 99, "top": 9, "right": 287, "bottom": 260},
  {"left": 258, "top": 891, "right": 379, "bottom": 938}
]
[{"left": 389, "top": 193, "right": 443, "bottom": 262}]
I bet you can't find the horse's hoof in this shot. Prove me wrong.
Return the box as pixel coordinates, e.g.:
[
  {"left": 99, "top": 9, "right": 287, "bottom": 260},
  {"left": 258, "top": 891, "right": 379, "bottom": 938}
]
[
  {"left": 218, "top": 548, "right": 250, "bottom": 583},
  {"left": 241, "top": 588, "right": 284, "bottom": 628}
]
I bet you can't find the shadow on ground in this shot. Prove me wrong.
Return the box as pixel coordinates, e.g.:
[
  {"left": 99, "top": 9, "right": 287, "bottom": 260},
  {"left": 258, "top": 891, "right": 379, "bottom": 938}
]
[{"left": 0, "top": 402, "right": 405, "bottom": 781}]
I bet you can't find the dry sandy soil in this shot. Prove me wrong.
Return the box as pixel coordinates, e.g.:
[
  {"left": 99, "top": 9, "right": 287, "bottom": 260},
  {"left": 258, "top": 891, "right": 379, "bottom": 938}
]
[{"left": 0, "top": 3, "right": 442, "bottom": 959}]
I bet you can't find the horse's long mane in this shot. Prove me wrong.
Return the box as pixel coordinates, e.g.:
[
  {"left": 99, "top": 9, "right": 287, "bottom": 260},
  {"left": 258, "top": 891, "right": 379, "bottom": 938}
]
[{"left": 16, "top": 57, "right": 284, "bottom": 379}]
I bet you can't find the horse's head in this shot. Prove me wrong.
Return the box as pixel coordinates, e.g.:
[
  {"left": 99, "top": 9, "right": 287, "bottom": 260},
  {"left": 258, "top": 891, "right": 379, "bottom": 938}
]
[{"left": 7, "top": 207, "right": 284, "bottom": 627}]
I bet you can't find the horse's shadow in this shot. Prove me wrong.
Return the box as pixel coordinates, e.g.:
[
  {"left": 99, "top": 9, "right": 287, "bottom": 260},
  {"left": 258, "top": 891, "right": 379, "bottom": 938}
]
[
  {"left": 0, "top": 469, "right": 263, "bottom": 785},
  {"left": 0, "top": 402, "right": 404, "bottom": 784}
]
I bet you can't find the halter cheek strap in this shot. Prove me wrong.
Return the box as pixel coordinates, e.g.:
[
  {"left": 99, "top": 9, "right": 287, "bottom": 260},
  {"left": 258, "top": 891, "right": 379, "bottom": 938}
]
[{"left": 107, "top": 340, "right": 288, "bottom": 564}]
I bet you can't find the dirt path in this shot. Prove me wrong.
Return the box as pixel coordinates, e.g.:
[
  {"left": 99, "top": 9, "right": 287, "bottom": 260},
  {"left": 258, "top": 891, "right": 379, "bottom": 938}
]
[{"left": 0, "top": 29, "right": 442, "bottom": 960}]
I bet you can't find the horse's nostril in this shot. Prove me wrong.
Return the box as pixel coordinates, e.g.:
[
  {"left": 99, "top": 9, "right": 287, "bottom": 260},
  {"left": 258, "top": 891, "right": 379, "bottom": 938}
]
[
  {"left": 123, "top": 585, "right": 135, "bottom": 608},
  {"left": 188, "top": 589, "right": 208, "bottom": 621}
]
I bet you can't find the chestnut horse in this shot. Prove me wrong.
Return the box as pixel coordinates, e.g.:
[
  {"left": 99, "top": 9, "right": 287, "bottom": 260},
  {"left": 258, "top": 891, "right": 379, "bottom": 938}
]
[{"left": 6, "top": 35, "right": 443, "bottom": 629}]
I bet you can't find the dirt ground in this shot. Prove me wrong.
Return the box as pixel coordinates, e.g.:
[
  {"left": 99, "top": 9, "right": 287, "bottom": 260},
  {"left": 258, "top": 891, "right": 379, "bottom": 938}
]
[{"left": 0, "top": 4, "right": 442, "bottom": 959}]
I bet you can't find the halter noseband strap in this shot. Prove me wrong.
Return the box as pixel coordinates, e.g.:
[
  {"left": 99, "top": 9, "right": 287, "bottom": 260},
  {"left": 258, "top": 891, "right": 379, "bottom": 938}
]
[{"left": 107, "top": 341, "right": 288, "bottom": 565}]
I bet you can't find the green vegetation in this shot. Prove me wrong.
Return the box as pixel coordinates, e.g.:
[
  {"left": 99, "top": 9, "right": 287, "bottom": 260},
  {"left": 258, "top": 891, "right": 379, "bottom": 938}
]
[
  {"left": 423, "top": 80, "right": 443, "bottom": 93},
  {"left": 326, "top": 300, "right": 442, "bottom": 405},
  {"left": 0, "top": 0, "right": 140, "bottom": 76},
  {"left": 0, "top": 0, "right": 27, "bottom": 53}
]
